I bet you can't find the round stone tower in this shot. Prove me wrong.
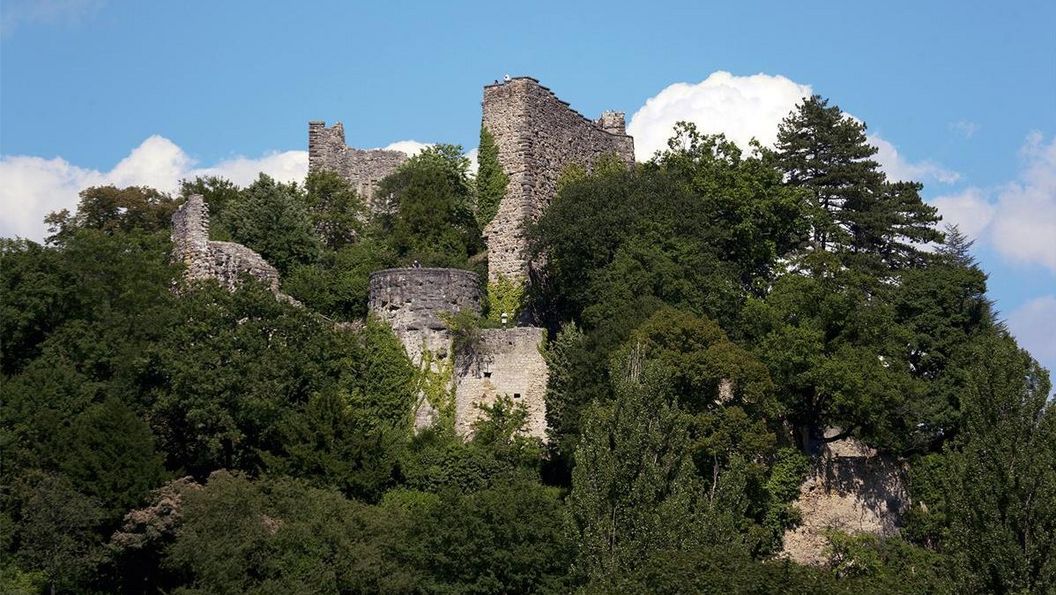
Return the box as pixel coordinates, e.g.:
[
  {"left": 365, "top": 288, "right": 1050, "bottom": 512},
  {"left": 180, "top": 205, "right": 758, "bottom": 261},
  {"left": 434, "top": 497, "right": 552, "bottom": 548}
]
[{"left": 368, "top": 268, "right": 481, "bottom": 365}]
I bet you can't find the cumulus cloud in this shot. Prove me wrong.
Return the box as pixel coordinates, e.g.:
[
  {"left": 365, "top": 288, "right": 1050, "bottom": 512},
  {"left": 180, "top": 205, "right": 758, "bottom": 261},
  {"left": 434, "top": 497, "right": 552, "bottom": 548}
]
[
  {"left": 932, "top": 133, "right": 1056, "bottom": 272},
  {"left": 0, "top": 135, "right": 308, "bottom": 241},
  {"left": 627, "top": 71, "right": 812, "bottom": 161},
  {"left": 465, "top": 147, "right": 480, "bottom": 176},
  {"left": 382, "top": 140, "right": 432, "bottom": 157},
  {"left": 628, "top": 71, "right": 959, "bottom": 185},
  {"left": 931, "top": 188, "right": 995, "bottom": 239},
  {"left": 869, "top": 135, "right": 961, "bottom": 184},
  {"left": 1006, "top": 295, "right": 1056, "bottom": 375}
]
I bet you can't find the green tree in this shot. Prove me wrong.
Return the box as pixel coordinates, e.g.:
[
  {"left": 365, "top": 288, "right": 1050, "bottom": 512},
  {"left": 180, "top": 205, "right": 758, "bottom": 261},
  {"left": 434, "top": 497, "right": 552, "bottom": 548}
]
[
  {"left": 740, "top": 253, "right": 927, "bottom": 452},
  {"left": 44, "top": 185, "right": 178, "bottom": 245},
  {"left": 567, "top": 351, "right": 725, "bottom": 584},
  {"left": 475, "top": 126, "right": 508, "bottom": 228},
  {"left": 401, "top": 479, "right": 573, "bottom": 593},
  {"left": 774, "top": 95, "right": 940, "bottom": 268},
  {"left": 373, "top": 144, "right": 483, "bottom": 268},
  {"left": 654, "top": 122, "right": 808, "bottom": 288},
  {"left": 60, "top": 398, "right": 167, "bottom": 520},
  {"left": 304, "top": 169, "right": 365, "bottom": 250},
  {"left": 283, "top": 238, "right": 396, "bottom": 321},
  {"left": 913, "top": 333, "right": 1056, "bottom": 592},
  {"left": 12, "top": 472, "right": 106, "bottom": 593},
  {"left": 224, "top": 173, "right": 320, "bottom": 273}
]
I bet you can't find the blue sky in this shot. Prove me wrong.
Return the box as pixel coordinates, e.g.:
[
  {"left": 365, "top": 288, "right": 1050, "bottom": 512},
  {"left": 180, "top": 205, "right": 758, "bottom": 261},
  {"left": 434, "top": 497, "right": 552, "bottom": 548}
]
[{"left": 2, "top": 0, "right": 1054, "bottom": 374}]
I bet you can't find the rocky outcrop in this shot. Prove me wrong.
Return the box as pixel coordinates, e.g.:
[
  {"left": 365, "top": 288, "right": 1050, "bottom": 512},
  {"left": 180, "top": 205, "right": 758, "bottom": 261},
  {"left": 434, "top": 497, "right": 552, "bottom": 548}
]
[{"left": 781, "top": 435, "right": 909, "bottom": 565}]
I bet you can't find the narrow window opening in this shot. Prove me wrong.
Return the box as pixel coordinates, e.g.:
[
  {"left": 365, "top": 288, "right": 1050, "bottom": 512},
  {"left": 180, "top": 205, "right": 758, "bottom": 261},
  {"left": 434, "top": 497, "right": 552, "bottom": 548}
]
[{"left": 513, "top": 393, "right": 522, "bottom": 399}]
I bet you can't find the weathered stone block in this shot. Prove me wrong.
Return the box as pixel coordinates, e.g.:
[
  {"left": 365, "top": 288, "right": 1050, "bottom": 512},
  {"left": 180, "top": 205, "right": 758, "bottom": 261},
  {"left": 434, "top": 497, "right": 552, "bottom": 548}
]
[{"left": 454, "top": 326, "right": 549, "bottom": 440}]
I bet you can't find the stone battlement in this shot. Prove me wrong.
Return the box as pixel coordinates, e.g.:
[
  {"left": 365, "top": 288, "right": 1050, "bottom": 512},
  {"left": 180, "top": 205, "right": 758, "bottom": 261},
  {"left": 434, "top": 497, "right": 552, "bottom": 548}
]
[
  {"left": 368, "top": 268, "right": 482, "bottom": 337},
  {"left": 308, "top": 121, "right": 407, "bottom": 203}
]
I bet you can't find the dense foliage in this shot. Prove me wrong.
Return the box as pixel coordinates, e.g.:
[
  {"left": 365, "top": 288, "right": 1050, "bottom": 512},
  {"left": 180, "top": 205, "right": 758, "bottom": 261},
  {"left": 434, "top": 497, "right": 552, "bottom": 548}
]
[{"left": 2, "top": 97, "right": 1053, "bottom": 593}]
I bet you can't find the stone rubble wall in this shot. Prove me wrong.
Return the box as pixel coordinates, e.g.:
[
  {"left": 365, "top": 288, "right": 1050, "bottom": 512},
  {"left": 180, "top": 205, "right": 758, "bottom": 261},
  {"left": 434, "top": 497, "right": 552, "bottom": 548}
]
[
  {"left": 171, "top": 195, "right": 280, "bottom": 292},
  {"left": 367, "top": 268, "right": 548, "bottom": 439},
  {"left": 481, "top": 77, "right": 636, "bottom": 282},
  {"left": 781, "top": 436, "right": 909, "bottom": 565},
  {"left": 454, "top": 327, "right": 548, "bottom": 440},
  {"left": 308, "top": 121, "right": 407, "bottom": 203}
]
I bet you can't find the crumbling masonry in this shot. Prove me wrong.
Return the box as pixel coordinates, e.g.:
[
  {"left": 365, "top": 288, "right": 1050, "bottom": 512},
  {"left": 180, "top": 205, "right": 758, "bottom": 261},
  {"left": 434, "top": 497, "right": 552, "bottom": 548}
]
[
  {"left": 367, "top": 268, "right": 548, "bottom": 439},
  {"left": 308, "top": 121, "right": 407, "bottom": 204},
  {"left": 481, "top": 77, "right": 635, "bottom": 281},
  {"left": 171, "top": 195, "right": 280, "bottom": 292}
]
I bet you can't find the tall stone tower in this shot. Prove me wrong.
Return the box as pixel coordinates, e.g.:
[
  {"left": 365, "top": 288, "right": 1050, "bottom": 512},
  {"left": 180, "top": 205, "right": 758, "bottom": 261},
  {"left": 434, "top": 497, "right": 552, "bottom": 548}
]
[{"left": 481, "top": 77, "right": 635, "bottom": 282}]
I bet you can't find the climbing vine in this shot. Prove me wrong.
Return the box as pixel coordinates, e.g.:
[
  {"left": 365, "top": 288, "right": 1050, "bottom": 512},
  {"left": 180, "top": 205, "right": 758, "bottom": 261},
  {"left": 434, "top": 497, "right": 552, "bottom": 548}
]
[
  {"left": 475, "top": 126, "right": 508, "bottom": 228},
  {"left": 487, "top": 275, "right": 524, "bottom": 324}
]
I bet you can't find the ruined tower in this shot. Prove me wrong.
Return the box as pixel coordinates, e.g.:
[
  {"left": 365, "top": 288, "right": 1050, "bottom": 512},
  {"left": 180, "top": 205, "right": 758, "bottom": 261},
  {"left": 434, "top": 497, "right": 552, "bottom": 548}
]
[
  {"left": 308, "top": 121, "right": 408, "bottom": 202},
  {"left": 367, "top": 267, "right": 549, "bottom": 439},
  {"left": 171, "top": 195, "right": 280, "bottom": 292},
  {"left": 481, "top": 77, "right": 635, "bottom": 282}
]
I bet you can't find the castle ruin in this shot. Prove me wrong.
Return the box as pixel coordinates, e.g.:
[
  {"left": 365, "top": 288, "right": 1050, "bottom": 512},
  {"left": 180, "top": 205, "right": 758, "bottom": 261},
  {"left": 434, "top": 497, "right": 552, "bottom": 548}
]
[
  {"left": 481, "top": 77, "right": 635, "bottom": 281},
  {"left": 366, "top": 267, "right": 549, "bottom": 439},
  {"left": 171, "top": 194, "right": 280, "bottom": 292},
  {"left": 309, "top": 76, "right": 637, "bottom": 440},
  {"left": 308, "top": 121, "right": 408, "bottom": 204}
]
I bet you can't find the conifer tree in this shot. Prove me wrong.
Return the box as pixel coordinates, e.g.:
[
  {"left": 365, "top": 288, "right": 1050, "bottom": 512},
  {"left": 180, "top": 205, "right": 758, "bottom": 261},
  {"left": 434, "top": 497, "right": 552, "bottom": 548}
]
[{"left": 775, "top": 95, "right": 940, "bottom": 268}]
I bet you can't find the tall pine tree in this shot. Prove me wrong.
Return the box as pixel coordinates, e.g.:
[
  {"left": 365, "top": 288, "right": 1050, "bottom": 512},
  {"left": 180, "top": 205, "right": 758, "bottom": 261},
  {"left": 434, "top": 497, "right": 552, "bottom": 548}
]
[{"left": 775, "top": 95, "right": 940, "bottom": 269}]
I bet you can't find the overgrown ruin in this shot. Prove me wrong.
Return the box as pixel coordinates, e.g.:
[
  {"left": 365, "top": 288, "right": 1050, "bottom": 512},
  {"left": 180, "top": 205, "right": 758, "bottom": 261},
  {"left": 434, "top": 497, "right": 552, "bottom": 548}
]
[{"left": 167, "top": 76, "right": 906, "bottom": 561}]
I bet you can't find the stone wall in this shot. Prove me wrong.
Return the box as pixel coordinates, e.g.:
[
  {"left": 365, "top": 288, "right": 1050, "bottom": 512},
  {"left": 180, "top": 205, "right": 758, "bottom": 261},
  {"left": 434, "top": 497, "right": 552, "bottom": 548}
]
[
  {"left": 367, "top": 268, "right": 548, "bottom": 439},
  {"left": 368, "top": 268, "right": 482, "bottom": 366},
  {"left": 308, "top": 121, "right": 407, "bottom": 203},
  {"left": 781, "top": 436, "right": 909, "bottom": 565},
  {"left": 481, "top": 77, "right": 636, "bottom": 282},
  {"left": 171, "top": 195, "right": 280, "bottom": 292},
  {"left": 454, "top": 327, "right": 548, "bottom": 440}
]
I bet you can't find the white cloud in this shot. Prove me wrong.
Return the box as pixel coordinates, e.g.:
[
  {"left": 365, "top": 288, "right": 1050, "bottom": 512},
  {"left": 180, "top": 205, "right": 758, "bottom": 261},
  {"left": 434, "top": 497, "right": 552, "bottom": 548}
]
[
  {"left": 869, "top": 134, "right": 961, "bottom": 184},
  {"left": 0, "top": 135, "right": 308, "bottom": 241},
  {"left": 932, "top": 133, "right": 1056, "bottom": 272},
  {"left": 627, "top": 71, "right": 812, "bottom": 161},
  {"left": 628, "top": 71, "right": 958, "bottom": 185},
  {"left": 931, "top": 188, "right": 995, "bottom": 239},
  {"left": 1, "top": 0, "right": 104, "bottom": 35},
  {"left": 1006, "top": 295, "right": 1056, "bottom": 375},
  {"left": 465, "top": 147, "right": 480, "bottom": 177},
  {"left": 382, "top": 140, "right": 432, "bottom": 156}
]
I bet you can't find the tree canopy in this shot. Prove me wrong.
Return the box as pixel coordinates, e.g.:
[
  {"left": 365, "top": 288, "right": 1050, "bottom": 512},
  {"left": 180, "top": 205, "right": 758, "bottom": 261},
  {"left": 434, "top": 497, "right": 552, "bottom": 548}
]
[{"left": 2, "top": 96, "right": 1053, "bottom": 594}]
